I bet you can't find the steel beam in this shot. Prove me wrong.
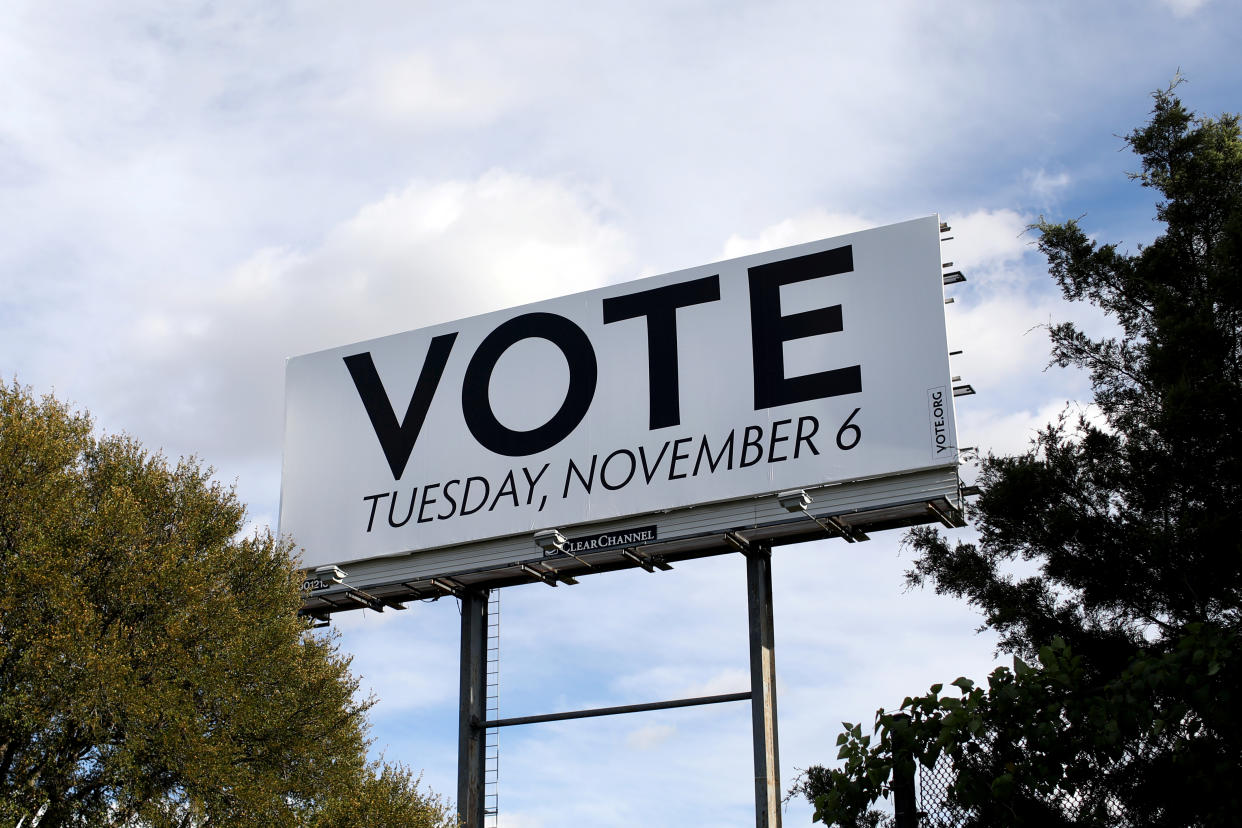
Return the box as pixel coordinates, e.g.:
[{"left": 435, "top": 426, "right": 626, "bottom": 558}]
[
  {"left": 457, "top": 589, "right": 488, "bottom": 828},
  {"left": 747, "top": 545, "right": 781, "bottom": 828},
  {"left": 485, "top": 691, "right": 751, "bottom": 729}
]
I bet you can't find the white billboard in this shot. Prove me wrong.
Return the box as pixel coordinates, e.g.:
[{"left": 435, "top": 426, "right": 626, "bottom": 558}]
[{"left": 281, "top": 216, "right": 958, "bottom": 570}]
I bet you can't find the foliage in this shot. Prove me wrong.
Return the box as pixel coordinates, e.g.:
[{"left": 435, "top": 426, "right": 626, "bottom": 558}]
[
  {"left": 311, "top": 761, "right": 454, "bottom": 828},
  {"left": 806, "top": 624, "right": 1239, "bottom": 826},
  {"left": 800, "top": 82, "right": 1242, "bottom": 824},
  {"left": 0, "top": 383, "right": 454, "bottom": 827}
]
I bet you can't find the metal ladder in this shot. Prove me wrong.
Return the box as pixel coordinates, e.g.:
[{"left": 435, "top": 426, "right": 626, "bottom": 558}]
[{"left": 484, "top": 588, "right": 500, "bottom": 826}]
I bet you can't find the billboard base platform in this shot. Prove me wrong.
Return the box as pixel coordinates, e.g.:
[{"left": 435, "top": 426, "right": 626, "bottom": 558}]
[{"left": 300, "top": 465, "right": 963, "bottom": 620}]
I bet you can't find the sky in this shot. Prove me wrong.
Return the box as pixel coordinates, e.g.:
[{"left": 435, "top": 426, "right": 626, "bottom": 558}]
[{"left": 3, "top": 1, "right": 1239, "bottom": 825}]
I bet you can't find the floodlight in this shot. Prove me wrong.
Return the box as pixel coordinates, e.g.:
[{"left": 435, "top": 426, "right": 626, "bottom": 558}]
[
  {"left": 314, "top": 565, "right": 346, "bottom": 585},
  {"left": 775, "top": 490, "right": 868, "bottom": 543},
  {"left": 777, "top": 489, "right": 812, "bottom": 512},
  {"left": 533, "top": 529, "right": 567, "bottom": 554}
]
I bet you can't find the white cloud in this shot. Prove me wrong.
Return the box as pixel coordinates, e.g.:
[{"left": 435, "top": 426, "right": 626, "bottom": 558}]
[
  {"left": 720, "top": 210, "right": 874, "bottom": 259},
  {"left": 333, "top": 605, "right": 461, "bottom": 711},
  {"left": 947, "top": 289, "right": 1057, "bottom": 388},
  {"left": 961, "top": 399, "right": 1071, "bottom": 459},
  {"left": 92, "top": 170, "right": 630, "bottom": 469},
  {"left": 344, "top": 35, "right": 570, "bottom": 130},
  {"left": 944, "top": 208, "right": 1033, "bottom": 272},
  {"left": 1024, "top": 168, "right": 1072, "bottom": 207},
  {"left": 362, "top": 52, "right": 520, "bottom": 127},
  {"left": 961, "top": 397, "right": 1109, "bottom": 460}
]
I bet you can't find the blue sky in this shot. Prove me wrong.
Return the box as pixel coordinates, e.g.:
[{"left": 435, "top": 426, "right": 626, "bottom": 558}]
[{"left": 3, "top": 1, "right": 1239, "bottom": 825}]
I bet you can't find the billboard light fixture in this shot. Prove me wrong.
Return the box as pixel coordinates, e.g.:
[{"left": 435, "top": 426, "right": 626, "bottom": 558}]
[
  {"left": 777, "top": 489, "right": 812, "bottom": 512},
  {"left": 535, "top": 528, "right": 596, "bottom": 569},
  {"left": 315, "top": 565, "right": 347, "bottom": 585},
  {"left": 942, "top": 270, "right": 966, "bottom": 286},
  {"left": 778, "top": 490, "right": 868, "bottom": 543},
  {"left": 533, "top": 529, "right": 567, "bottom": 554}
]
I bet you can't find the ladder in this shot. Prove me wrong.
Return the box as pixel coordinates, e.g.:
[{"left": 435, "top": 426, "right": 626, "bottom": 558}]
[{"left": 484, "top": 588, "right": 500, "bottom": 826}]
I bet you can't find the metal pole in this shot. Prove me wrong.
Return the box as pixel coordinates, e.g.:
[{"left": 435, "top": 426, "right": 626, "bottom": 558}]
[
  {"left": 891, "top": 713, "right": 918, "bottom": 828},
  {"left": 457, "top": 588, "right": 488, "bottom": 828},
  {"left": 486, "top": 691, "right": 752, "bottom": 729},
  {"left": 747, "top": 544, "right": 781, "bottom": 828}
]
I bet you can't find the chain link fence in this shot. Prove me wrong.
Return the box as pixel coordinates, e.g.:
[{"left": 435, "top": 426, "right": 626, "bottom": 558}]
[
  {"left": 913, "top": 750, "right": 1140, "bottom": 828},
  {"left": 915, "top": 754, "right": 972, "bottom": 828}
]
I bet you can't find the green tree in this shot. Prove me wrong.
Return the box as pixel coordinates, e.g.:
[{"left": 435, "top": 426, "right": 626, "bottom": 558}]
[
  {"left": 0, "top": 382, "right": 454, "bottom": 827},
  {"left": 311, "top": 761, "right": 453, "bottom": 828},
  {"left": 799, "top": 82, "right": 1242, "bottom": 825}
]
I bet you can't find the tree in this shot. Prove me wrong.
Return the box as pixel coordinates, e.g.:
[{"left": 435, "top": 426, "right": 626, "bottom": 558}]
[
  {"left": 0, "top": 382, "right": 454, "bottom": 827},
  {"left": 311, "top": 761, "right": 453, "bottom": 828},
  {"left": 799, "top": 82, "right": 1242, "bottom": 825}
]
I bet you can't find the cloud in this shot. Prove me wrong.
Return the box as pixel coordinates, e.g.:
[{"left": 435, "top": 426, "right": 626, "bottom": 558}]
[
  {"left": 944, "top": 208, "right": 1034, "bottom": 273},
  {"left": 90, "top": 170, "right": 630, "bottom": 474},
  {"left": 720, "top": 210, "right": 874, "bottom": 259},
  {"left": 1024, "top": 168, "right": 1073, "bottom": 207},
  {"left": 334, "top": 607, "right": 460, "bottom": 712},
  {"left": 344, "top": 36, "right": 571, "bottom": 130},
  {"left": 360, "top": 52, "right": 523, "bottom": 128}
]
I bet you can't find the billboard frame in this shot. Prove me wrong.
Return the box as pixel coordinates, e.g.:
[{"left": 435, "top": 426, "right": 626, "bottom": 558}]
[
  {"left": 285, "top": 215, "right": 963, "bottom": 600},
  {"left": 299, "top": 468, "right": 965, "bottom": 620}
]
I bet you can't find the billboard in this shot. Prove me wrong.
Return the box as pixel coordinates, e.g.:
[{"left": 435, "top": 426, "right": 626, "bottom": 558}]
[{"left": 281, "top": 216, "right": 958, "bottom": 574}]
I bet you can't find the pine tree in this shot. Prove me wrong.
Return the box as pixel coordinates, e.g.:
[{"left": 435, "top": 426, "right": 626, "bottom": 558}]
[{"left": 801, "top": 82, "right": 1242, "bottom": 826}]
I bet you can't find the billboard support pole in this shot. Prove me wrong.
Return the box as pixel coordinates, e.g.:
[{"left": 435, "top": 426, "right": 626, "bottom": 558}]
[
  {"left": 457, "top": 588, "right": 489, "bottom": 828},
  {"left": 747, "top": 544, "right": 782, "bottom": 828}
]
